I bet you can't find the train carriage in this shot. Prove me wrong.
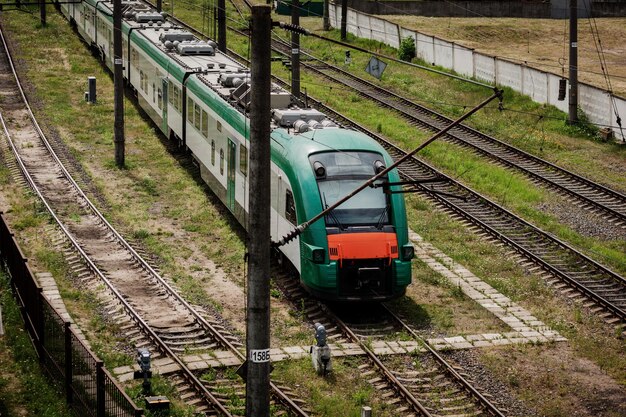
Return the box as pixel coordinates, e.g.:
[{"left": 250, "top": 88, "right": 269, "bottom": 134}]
[{"left": 59, "top": 0, "right": 414, "bottom": 301}]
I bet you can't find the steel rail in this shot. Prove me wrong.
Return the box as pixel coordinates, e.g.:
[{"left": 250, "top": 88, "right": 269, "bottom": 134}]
[
  {"left": 61, "top": 3, "right": 310, "bottom": 415},
  {"left": 268, "top": 33, "right": 626, "bottom": 223},
  {"left": 344, "top": 115, "right": 626, "bottom": 321},
  {"left": 319, "top": 303, "right": 436, "bottom": 417},
  {"left": 0, "top": 25, "right": 235, "bottom": 416},
  {"left": 228, "top": 43, "right": 626, "bottom": 322},
  {"left": 383, "top": 305, "right": 507, "bottom": 417},
  {"left": 304, "top": 92, "right": 626, "bottom": 321}
]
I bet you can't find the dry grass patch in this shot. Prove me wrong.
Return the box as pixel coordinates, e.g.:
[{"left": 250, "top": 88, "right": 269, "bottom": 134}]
[
  {"left": 386, "top": 16, "right": 626, "bottom": 97},
  {"left": 391, "top": 261, "right": 510, "bottom": 336},
  {"left": 480, "top": 343, "right": 626, "bottom": 417}
]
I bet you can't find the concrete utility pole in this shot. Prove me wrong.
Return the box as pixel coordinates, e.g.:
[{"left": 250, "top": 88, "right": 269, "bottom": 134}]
[
  {"left": 156, "top": 0, "right": 162, "bottom": 12},
  {"left": 246, "top": 5, "right": 272, "bottom": 417},
  {"left": 323, "top": 0, "right": 330, "bottom": 31},
  {"left": 218, "top": 0, "right": 226, "bottom": 52},
  {"left": 113, "top": 0, "right": 125, "bottom": 167},
  {"left": 291, "top": 0, "right": 300, "bottom": 100},
  {"left": 568, "top": 0, "right": 578, "bottom": 124},
  {"left": 340, "top": 0, "right": 348, "bottom": 40}
]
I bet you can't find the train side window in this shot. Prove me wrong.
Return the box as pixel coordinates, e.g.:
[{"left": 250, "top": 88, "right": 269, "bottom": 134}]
[
  {"left": 211, "top": 140, "right": 215, "bottom": 165},
  {"left": 152, "top": 83, "right": 156, "bottom": 102},
  {"left": 219, "top": 149, "right": 224, "bottom": 175},
  {"left": 194, "top": 103, "right": 201, "bottom": 130},
  {"left": 217, "top": 121, "right": 222, "bottom": 132},
  {"left": 285, "top": 190, "right": 296, "bottom": 225},
  {"left": 187, "top": 97, "right": 194, "bottom": 123},
  {"left": 239, "top": 144, "right": 248, "bottom": 176},
  {"left": 201, "top": 110, "right": 208, "bottom": 137},
  {"left": 177, "top": 88, "right": 183, "bottom": 111},
  {"left": 157, "top": 88, "right": 162, "bottom": 110},
  {"left": 173, "top": 87, "right": 180, "bottom": 111},
  {"left": 139, "top": 71, "right": 144, "bottom": 92}
]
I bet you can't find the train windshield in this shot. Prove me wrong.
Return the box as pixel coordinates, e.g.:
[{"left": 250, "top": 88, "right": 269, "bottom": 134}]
[{"left": 310, "top": 151, "right": 390, "bottom": 228}]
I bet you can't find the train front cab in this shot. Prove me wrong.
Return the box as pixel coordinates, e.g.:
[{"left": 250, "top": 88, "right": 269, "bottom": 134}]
[{"left": 299, "top": 150, "right": 413, "bottom": 302}]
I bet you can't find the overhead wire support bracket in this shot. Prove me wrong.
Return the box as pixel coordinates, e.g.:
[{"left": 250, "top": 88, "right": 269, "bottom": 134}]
[{"left": 274, "top": 88, "right": 504, "bottom": 248}]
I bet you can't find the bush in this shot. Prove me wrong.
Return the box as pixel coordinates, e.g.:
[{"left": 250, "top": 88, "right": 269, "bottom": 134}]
[{"left": 399, "top": 36, "right": 416, "bottom": 62}]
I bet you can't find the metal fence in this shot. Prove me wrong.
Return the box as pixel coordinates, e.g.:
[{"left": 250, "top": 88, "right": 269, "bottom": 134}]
[{"left": 0, "top": 212, "right": 144, "bottom": 417}]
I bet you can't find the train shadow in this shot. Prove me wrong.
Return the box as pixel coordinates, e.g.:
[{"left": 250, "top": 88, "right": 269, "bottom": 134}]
[{"left": 328, "top": 296, "right": 433, "bottom": 332}]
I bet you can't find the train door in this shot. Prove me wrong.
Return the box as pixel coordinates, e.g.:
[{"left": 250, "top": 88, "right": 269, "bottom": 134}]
[
  {"left": 161, "top": 78, "right": 169, "bottom": 133},
  {"left": 226, "top": 139, "right": 237, "bottom": 212}
]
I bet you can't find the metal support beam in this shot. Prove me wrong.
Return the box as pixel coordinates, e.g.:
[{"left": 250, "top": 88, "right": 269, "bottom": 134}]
[
  {"left": 113, "top": 0, "right": 125, "bottom": 166},
  {"left": 217, "top": 0, "right": 226, "bottom": 52},
  {"left": 39, "top": 0, "right": 46, "bottom": 26},
  {"left": 323, "top": 0, "right": 330, "bottom": 31},
  {"left": 568, "top": 0, "right": 578, "bottom": 124},
  {"left": 291, "top": 0, "right": 300, "bottom": 100},
  {"left": 340, "top": 0, "right": 347, "bottom": 40}
]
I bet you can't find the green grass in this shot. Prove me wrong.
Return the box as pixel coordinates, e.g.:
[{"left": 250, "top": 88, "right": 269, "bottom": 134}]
[
  {"left": 191, "top": 9, "right": 626, "bottom": 275},
  {"left": 126, "top": 375, "right": 198, "bottom": 417},
  {"left": 2, "top": 4, "right": 625, "bottom": 417},
  {"left": 0, "top": 271, "right": 73, "bottom": 417},
  {"left": 272, "top": 357, "right": 388, "bottom": 416}
]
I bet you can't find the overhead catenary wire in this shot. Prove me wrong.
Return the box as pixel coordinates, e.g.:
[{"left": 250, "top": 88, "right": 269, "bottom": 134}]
[
  {"left": 274, "top": 89, "right": 503, "bottom": 248},
  {"left": 270, "top": 3, "right": 626, "bottom": 86},
  {"left": 583, "top": 3, "right": 624, "bottom": 140},
  {"left": 276, "top": 21, "right": 496, "bottom": 91},
  {"left": 266, "top": 23, "right": 623, "bottom": 132}
]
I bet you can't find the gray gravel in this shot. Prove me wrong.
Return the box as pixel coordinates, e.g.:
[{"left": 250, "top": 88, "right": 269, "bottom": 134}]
[{"left": 442, "top": 349, "right": 539, "bottom": 417}]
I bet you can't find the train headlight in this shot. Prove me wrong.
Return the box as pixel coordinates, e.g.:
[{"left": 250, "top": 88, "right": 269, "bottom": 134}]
[
  {"left": 402, "top": 244, "right": 414, "bottom": 261},
  {"left": 303, "top": 243, "right": 326, "bottom": 264},
  {"left": 312, "top": 248, "right": 325, "bottom": 264}
]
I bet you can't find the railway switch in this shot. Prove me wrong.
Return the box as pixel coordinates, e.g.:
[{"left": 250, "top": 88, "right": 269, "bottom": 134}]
[{"left": 311, "top": 323, "right": 332, "bottom": 375}]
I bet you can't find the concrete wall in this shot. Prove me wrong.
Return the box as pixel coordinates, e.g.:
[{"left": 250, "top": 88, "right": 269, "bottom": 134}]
[
  {"left": 329, "top": 3, "right": 626, "bottom": 138},
  {"left": 345, "top": 0, "right": 626, "bottom": 18}
]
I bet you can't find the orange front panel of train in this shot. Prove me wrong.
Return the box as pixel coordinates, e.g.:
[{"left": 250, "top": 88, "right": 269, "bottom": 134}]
[{"left": 327, "top": 232, "right": 399, "bottom": 263}]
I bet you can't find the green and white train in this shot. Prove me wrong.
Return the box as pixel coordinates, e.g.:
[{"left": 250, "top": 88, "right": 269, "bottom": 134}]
[{"left": 59, "top": 0, "right": 414, "bottom": 301}]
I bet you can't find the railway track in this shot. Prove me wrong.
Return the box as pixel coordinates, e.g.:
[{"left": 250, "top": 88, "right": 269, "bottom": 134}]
[
  {"left": 212, "top": 27, "right": 626, "bottom": 325},
  {"left": 311, "top": 90, "right": 626, "bottom": 325},
  {"left": 275, "top": 268, "right": 506, "bottom": 417},
  {"left": 0, "top": 23, "right": 309, "bottom": 417},
  {"left": 268, "top": 33, "right": 626, "bottom": 226}
]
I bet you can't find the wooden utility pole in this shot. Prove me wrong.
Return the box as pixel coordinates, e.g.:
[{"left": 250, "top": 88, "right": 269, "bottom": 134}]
[
  {"left": 245, "top": 5, "right": 271, "bottom": 417},
  {"left": 323, "top": 0, "right": 330, "bottom": 31},
  {"left": 340, "top": 0, "right": 348, "bottom": 40},
  {"left": 113, "top": 0, "right": 125, "bottom": 167},
  {"left": 568, "top": 0, "right": 578, "bottom": 124},
  {"left": 217, "top": 0, "right": 226, "bottom": 52},
  {"left": 291, "top": 0, "right": 300, "bottom": 100}
]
